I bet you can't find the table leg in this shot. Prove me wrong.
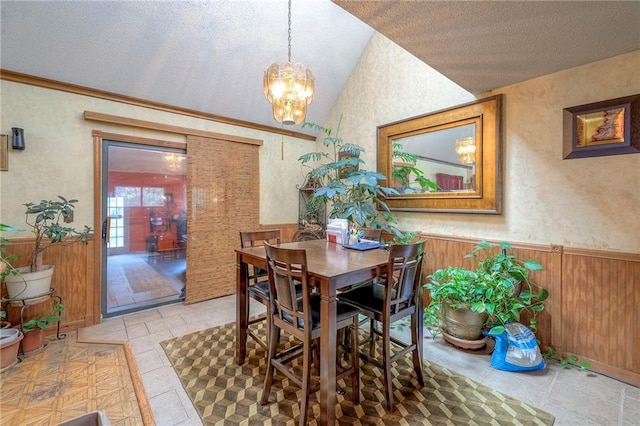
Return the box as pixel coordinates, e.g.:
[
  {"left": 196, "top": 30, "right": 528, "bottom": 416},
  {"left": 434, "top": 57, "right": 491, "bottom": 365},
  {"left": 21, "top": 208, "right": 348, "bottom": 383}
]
[
  {"left": 319, "top": 289, "right": 337, "bottom": 426},
  {"left": 235, "top": 254, "right": 248, "bottom": 365}
]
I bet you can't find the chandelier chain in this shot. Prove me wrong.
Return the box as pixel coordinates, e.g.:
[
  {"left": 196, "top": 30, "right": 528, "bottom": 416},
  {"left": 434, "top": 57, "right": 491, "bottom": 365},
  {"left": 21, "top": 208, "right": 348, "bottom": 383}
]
[{"left": 287, "top": 0, "right": 292, "bottom": 62}]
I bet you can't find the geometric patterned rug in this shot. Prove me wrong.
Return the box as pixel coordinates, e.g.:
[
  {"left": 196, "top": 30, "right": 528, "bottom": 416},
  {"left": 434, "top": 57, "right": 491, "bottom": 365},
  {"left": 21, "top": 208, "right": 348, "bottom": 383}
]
[{"left": 160, "top": 321, "right": 555, "bottom": 425}]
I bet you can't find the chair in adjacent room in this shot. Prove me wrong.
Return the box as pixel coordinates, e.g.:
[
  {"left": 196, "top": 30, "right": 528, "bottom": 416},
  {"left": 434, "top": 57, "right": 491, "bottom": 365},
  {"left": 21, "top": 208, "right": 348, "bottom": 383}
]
[
  {"left": 239, "top": 229, "right": 281, "bottom": 351},
  {"left": 338, "top": 240, "right": 426, "bottom": 411},
  {"left": 260, "top": 242, "right": 360, "bottom": 426}
]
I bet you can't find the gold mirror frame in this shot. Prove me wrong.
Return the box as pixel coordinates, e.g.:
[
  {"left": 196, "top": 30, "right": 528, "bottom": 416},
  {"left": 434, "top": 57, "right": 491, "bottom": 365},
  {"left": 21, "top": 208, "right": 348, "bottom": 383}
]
[{"left": 377, "top": 95, "right": 503, "bottom": 214}]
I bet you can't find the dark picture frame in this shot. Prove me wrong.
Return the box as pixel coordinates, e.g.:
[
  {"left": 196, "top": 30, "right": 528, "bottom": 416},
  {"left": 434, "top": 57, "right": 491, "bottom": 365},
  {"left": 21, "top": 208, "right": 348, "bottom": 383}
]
[{"left": 563, "top": 94, "right": 640, "bottom": 159}]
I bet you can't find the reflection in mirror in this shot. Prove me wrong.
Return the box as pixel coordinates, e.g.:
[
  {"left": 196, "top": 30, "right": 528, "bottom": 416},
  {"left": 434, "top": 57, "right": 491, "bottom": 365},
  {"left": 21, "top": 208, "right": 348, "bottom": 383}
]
[
  {"left": 377, "top": 94, "right": 503, "bottom": 214},
  {"left": 393, "top": 122, "right": 477, "bottom": 193}
]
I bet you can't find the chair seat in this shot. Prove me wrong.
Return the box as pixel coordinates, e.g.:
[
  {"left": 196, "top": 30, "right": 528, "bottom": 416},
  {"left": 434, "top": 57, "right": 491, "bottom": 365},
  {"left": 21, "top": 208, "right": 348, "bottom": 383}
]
[
  {"left": 282, "top": 293, "right": 360, "bottom": 329},
  {"left": 338, "top": 280, "right": 400, "bottom": 315},
  {"left": 249, "top": 279, "right": 304, "bottom": 301},
  {"left": 248, "top": 280, "right": 270, "bottom": 299}
]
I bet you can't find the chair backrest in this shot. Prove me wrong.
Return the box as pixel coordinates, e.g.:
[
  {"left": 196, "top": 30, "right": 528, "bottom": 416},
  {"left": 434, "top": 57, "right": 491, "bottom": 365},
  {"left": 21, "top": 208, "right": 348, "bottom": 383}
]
[
  {"left": 359, "top": 228, "right": 383, "bottom": 242},
  {"left": 239, "top": 229, "right": 281, "bottom": 248},
  {"left": 264, "top": 242, "right": 311, "bottom": 335},
  {"left": 383, "top": 241, "right": 426, "bottom": 319}
]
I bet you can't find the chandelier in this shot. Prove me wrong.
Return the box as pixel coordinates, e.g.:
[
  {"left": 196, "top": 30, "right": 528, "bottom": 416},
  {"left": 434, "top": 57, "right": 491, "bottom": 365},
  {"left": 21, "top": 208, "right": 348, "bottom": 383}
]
[
  {"left": 263, "top": 0, "right": 314, "bottom": 125},
  {"left": 455, "top": 137, "right": 476, "bottom": 164}
]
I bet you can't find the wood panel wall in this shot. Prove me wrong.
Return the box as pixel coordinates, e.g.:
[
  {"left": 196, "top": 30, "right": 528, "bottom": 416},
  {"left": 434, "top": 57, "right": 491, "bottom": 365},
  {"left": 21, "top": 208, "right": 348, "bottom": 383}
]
[
  {"left": 561, "top": 248, "right": 640, "bottom": 385},
  {"left": 2, "top": 237, "right": 95, "bottom": 334},
  {"left": 3, "top": 230, "right": 637, "bottom": 386}
]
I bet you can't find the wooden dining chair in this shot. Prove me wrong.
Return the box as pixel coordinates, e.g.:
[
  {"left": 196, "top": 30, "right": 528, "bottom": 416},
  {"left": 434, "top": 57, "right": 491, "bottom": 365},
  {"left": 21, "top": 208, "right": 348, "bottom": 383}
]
[
  {"left": 358, "top": 227, "right": 383, "bottom": 242},
  {"left": 337, "top": 240, "right": 426, "bottom": 411},
  {"left": 239, "top": 229, "right": 281, "bottom": 351},
  {"left": 261, "top": 242, "right": 360, "bottom": 426}
]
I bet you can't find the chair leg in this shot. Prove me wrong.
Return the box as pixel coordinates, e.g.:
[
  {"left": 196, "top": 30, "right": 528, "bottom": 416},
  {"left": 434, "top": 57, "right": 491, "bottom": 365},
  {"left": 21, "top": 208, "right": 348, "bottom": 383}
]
[
  {"left": 299, "top": 336, "right": 313, "bottom": 426},
  {"left": 261, "top": 324, "right": 279, "bottom": 405},
  {"left": 368, "top": 318, "right": 376, "bottom": 357},
  {"left": 350, "top": 316, "right": 360, "bottom": 405},
  {"left": 411, "top": 311, "right": 425, "bottom": 386},
  {"left": 381, "top": 323, "right": 394, "bottom": 411}
]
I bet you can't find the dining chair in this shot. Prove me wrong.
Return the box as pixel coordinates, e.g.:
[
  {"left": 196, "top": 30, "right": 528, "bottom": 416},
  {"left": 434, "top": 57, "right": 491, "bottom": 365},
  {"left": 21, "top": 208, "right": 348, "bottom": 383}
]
[
  {"left": 337, "top": 240, "right": 426, "bottom": 411},
  {"left": 358, "top": 227, "right": 383, "bottom": 242},
  {"left": 261, "top": 242, "right": 360, "bottom": 426},
  {"left": 239, "top": 229, "right": 281, "bottom": 351}
]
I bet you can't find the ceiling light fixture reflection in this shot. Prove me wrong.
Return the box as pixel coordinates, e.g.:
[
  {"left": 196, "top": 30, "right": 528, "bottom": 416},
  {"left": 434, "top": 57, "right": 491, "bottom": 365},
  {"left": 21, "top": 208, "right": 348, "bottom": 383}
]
[
  {"left": 263, "top": 0, "right": 314, "bottom": 125},
  {"left": 455, "top": 137, "right": 476, "bottom": 164},
  {"left": 164, "top": 153, "right": 186, "bottom": 171}
]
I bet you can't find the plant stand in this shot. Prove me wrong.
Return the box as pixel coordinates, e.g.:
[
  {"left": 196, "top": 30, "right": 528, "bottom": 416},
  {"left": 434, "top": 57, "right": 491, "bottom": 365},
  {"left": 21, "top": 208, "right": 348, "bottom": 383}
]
[{"left": 1, "top": 288, "right": 65, "bottom": 360}]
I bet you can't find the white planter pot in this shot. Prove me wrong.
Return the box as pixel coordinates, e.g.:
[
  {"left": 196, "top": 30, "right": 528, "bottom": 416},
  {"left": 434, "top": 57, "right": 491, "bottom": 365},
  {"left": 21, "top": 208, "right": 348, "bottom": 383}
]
[
  {"left": 0, "top": 328, "right": 22, "bottom": 346},
  {"left": 4, "top": 265, "right": 54, "bottom": 306}
]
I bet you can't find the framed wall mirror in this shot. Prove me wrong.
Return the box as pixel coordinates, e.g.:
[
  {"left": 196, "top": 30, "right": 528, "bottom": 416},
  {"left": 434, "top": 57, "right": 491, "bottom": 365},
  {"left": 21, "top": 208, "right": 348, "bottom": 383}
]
[{"left": 377, "top": 95, "right": 503, "bottom": 214}]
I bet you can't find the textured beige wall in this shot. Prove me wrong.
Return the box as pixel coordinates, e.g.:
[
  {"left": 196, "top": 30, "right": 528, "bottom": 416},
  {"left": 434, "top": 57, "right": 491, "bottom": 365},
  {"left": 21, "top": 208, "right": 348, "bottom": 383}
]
[
  {"left": 327, "top": 33, "right": 640, "bottom": 252},
  {"left": 0, "top": 81, "right": 309, "bottom": 232},
  {"left": 3, "top": 38, "right": 638, "bottom": 253}
]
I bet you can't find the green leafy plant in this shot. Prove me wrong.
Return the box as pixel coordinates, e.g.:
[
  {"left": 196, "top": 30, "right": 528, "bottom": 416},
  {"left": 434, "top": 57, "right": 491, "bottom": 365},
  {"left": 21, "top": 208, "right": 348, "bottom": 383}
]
[
  {"left": 22, "top": 196, "right": 92, "bottom": 272},
  {"left": 298, "top": 114, "right": 403, "bottom": 237},
  {"left": 18, "top": 300, "right": 65, "bottom": 333},
  {"left": 0, "top": 223, "right": 21, "bottom": 281},
  {"left": 391, "top": 141, "right": 437, "bottom": 193},
  {"left": 424, "top": 240, "right": 548, "bottom": 336},
  {"left": 1, "top": 223, "right": 22, "bottom": 324},
  {"left": 544, "top": 346, "right": 590, "bottom": 370},
  {"left": 468, "top": 241, "right": 547, "bottom": 334}
]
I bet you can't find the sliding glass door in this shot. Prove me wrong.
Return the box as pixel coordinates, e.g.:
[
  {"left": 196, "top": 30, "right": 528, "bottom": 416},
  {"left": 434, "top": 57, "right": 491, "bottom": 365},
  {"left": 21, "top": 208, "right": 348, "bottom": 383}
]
[{"left": 101, "top": 140, "right": 187, "bottom": 317}]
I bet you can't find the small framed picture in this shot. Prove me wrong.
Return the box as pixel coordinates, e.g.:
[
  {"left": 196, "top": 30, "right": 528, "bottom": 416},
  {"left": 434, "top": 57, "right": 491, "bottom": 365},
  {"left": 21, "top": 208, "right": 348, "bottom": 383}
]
[
  {"left": 563, "top": 94, "right": 640, "bottom": 159},
  {"left": 0, "top": 134, "right": 8, "bottom": 171}
]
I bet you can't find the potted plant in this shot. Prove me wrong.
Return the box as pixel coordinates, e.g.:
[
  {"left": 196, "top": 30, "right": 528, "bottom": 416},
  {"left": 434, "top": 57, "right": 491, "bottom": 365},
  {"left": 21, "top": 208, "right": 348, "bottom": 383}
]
[
  {"left": 391, "top": 140, "right": 438, "bottom": 194},
  {"left": 425, "top": 240, "right": 548, "bottom": 348},
  {"left": 3, "top": 196, "right": 92, "bottom": 304},
  {"left": 1, "top": 223, "right": 22, "bottom": 327},
  {"left": 14, "top": 300, "right": 64, "bottom": 354},
  {"left": 298, "top": 114, "right": 404, "bottom": 237}
]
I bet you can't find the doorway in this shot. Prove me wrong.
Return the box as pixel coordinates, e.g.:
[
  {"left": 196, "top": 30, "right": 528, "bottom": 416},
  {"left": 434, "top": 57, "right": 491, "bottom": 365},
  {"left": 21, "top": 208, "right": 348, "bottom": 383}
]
[{"left": 102, "top": 140, "right": 187, "bottom": 317}]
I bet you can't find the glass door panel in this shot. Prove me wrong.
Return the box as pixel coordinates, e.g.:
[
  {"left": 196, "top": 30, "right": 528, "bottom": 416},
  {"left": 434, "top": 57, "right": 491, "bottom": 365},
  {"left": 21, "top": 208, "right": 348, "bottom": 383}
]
[{"left": 102, "top": 142, "right": 187, "bottom": 317}]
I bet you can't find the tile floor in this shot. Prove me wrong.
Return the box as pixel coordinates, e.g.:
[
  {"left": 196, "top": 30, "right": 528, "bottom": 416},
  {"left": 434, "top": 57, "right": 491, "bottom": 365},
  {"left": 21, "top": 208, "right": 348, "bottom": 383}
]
[{"left": 82, "top": 296, "right": 639, "bottom": 426}]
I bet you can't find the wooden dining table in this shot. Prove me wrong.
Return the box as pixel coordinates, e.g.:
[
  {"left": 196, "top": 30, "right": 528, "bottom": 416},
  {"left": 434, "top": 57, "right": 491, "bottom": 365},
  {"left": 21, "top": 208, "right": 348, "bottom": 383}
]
[{"left": 235, "top": 238, "right": 391, "bottom": 426}]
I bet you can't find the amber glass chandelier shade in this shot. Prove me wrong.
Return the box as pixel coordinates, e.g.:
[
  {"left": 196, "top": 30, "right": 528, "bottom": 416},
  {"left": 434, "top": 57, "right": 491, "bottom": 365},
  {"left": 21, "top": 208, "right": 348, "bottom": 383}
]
[
  {"left": 263, "top": 62, "right": 314, "bottom": 125},
  {"left": 263, "top": 0, "right": 315, "bottom": 125}
]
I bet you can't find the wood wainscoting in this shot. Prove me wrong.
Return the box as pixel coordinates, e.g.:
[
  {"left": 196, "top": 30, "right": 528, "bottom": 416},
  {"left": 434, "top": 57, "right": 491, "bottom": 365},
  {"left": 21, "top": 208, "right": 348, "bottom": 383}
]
[
  {"left": 2, "top": 236, "right": 96, "bottom": 334},
  {"left": 3, "top": 230, "right": 637, "bottom": 386},
  {"left": 561, "top": 247, "right": 640, "bottom": 386}
]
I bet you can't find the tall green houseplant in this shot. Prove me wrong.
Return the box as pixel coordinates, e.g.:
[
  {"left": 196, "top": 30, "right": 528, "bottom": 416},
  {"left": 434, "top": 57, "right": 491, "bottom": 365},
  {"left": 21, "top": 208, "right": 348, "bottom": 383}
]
[
  {"left": 23, "top": 196, "right": 92, "bottom": 272},
  {"left": 3, "top": 196, "right": 92, "bottom": 302},
  {"left": 298, "top": 115, "right": 402, "bottom": 236}
]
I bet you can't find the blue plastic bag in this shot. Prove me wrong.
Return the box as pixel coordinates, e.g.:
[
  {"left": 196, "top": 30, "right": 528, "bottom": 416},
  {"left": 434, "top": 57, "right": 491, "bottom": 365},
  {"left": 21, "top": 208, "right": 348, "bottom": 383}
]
[{"left": 489, "top": 323, "right": 545, "bottom": 372}]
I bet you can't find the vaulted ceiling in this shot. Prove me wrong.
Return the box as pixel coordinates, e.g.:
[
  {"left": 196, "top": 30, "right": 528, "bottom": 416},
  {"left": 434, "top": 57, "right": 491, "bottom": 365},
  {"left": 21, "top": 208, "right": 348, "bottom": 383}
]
[{"left": 2, "top": 1, "right": 639, "bottom": 138}]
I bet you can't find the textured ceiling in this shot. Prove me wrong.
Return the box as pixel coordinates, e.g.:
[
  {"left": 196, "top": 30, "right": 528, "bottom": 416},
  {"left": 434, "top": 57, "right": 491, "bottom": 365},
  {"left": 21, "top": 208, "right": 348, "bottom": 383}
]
[
  {"left": 335, "top": 0, "right": 640, "bottom": 94},
  {"left": 0, "top": 0, "right": 373, "bottom": 137},
  {"left": 1, "top": 1, "right": 639, "bottom": 138}
]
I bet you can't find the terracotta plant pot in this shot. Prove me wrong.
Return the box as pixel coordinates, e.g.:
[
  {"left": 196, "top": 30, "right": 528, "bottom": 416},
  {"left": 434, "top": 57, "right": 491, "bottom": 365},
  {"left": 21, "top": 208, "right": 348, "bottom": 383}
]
[
  {"left": 0, "top": 329, "right": 23, "bottom": 371},
  {"left": 19, "top": 327, "right": 45, "bottom": 355}
]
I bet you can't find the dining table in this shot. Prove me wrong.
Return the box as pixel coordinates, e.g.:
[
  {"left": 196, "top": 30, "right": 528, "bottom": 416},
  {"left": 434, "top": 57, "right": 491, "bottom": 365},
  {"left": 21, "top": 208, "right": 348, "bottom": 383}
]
[{"left": 235, "top": 238, "right": 392, "bottom": 426}]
